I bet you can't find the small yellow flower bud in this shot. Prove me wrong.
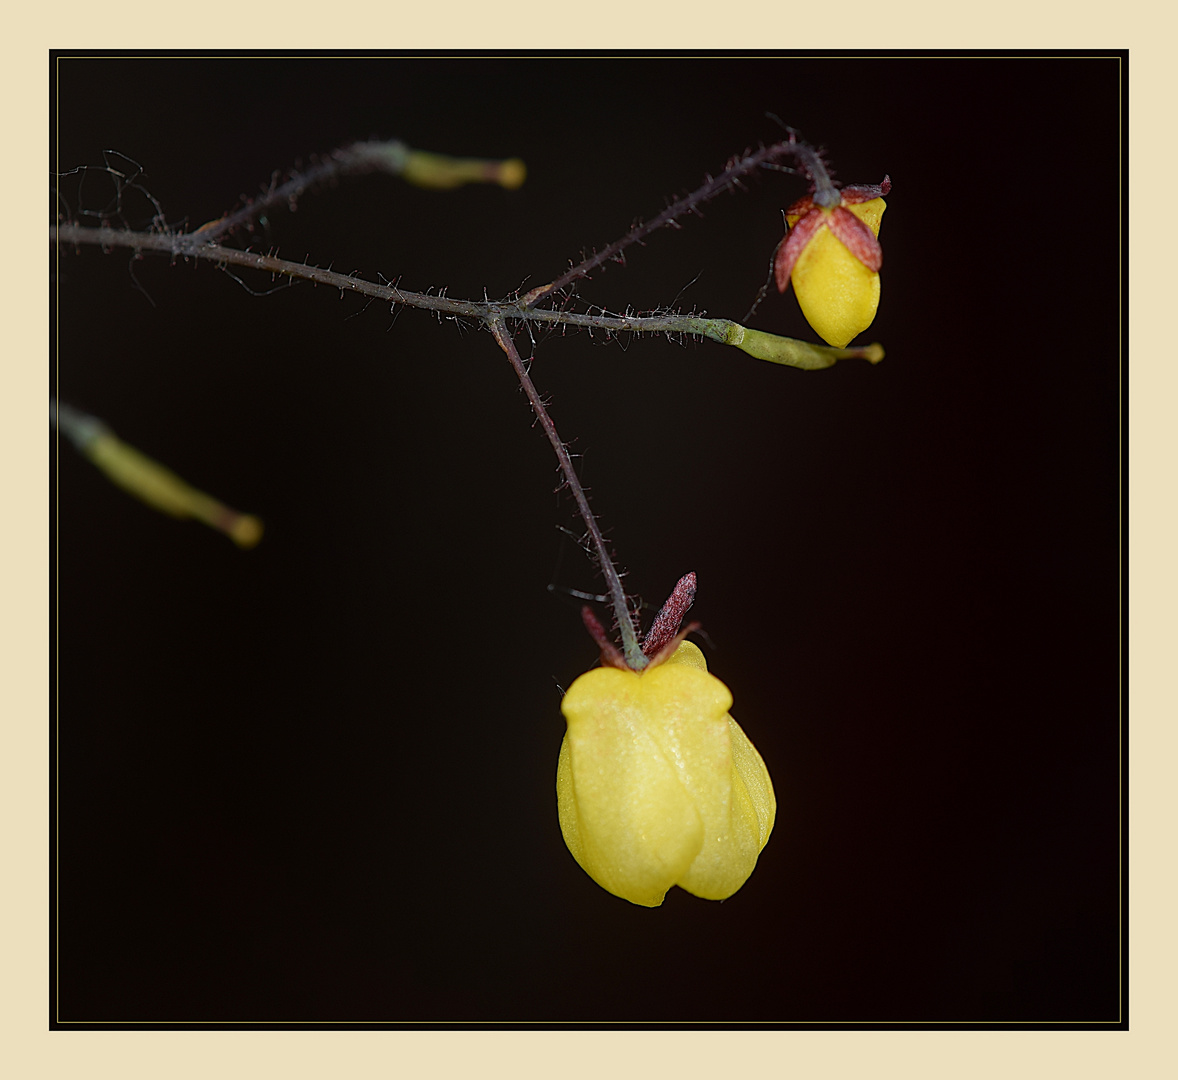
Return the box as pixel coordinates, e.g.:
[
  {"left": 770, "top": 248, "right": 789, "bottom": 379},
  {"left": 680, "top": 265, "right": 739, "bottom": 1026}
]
[
  {"left": 556, "top": 641, "right": 775, "bottom": 907},
  {"left": 788, "top": 199, "right": 886, "bottom": 349},
  {"left": 775, "top": 178, "right": 890, "bottom": 349}
]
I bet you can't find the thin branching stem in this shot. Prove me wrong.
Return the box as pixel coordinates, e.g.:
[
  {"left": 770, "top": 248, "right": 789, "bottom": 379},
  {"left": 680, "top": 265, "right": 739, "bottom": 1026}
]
[
  {"left": 522, "top": 134, "right": 828, "bottom": 308},
  {"left": 489, "top": 317, "right": 645, "bottom": 670},
  {"left": 191, "top": 142, "right": 394, "bottom": 243},
  {"left": 51, "top": 222, "right": 880, "bottom": 370},
  {"left": 53, "top": 131, "right": 885, "bottom": 664},
  {"left": 183, "top": 140, "right": 514, "bottom": 243},
  {"left": 53, "top": 128, "right": 883, "bottom": 371}
]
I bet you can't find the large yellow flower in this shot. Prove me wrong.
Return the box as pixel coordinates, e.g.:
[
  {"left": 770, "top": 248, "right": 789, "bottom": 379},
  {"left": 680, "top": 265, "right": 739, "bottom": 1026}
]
[
  {"left": 556, "top": 639, "right": 775, "bottom": 907},
  {"left": 775, "top": 177, "right": 890, "bottom": 349}
]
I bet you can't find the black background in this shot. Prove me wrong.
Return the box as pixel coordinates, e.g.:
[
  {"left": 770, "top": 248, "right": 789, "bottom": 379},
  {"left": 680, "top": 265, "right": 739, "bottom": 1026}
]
[{"left": 52, "top": 54, "right": 1122, "bottom": 1024}]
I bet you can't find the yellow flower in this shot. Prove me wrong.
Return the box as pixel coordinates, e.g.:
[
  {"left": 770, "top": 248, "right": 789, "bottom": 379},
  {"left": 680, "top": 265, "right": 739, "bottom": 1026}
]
[
  {"left": 556, "top": 640, "right": 776, "bottom": 907},
  {"left": 775, "top": 177, "right": 890, "bottom": 349}
]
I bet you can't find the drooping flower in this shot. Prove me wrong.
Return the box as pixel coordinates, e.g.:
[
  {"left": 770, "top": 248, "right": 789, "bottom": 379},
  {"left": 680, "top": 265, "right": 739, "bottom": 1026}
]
[
  {"left": 775, "top": 177, "right": 891, "bottom": 349},
  {"left": 556, "top": 635, "right": 775, "bottom": 908}
]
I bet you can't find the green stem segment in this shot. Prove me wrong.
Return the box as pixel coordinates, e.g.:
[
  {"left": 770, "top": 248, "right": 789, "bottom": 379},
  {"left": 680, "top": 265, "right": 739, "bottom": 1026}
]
[{"left": 697, "top": 320, "right": 885, "bottom": 369}]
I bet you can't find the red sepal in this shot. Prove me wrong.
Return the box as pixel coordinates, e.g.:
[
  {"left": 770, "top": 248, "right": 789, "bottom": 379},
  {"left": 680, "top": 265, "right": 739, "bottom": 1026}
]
[
  {"left": 641, "top": 572, "right": 697, "bottom": 657},
  {"left": 774, "top": 210, "right": 825, "bottom": 292},
  {"left": 826, "top": 206, "right": 883, "bottom": 272},
  {"left": 784, "top": 194, "right": 817, "bottom": 221},
  {"left": 581, "top": 605, "right": 629, "bottom": 670},
  {"left": 840, "top": 175, "right": 891, "bottom": 204},
  {"left": 644, "top": 621, "right": 703, "bottom": 670}
]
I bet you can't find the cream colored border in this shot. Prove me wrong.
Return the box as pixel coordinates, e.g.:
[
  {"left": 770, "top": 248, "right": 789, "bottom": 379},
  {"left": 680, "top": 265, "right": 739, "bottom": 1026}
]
[{"left": 9, "top": 11, "right": 1170, "bottom": 1079}]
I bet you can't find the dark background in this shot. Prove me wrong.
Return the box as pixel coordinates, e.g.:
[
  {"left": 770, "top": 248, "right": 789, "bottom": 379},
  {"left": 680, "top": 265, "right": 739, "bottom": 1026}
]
[{"left": 52, "top": 54, "right": 1122, "bottom": 1024}]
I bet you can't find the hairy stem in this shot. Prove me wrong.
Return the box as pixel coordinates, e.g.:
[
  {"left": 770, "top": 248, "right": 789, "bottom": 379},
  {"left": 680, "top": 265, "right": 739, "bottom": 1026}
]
[
  {"left": 521, "top": 133, "right": 832, "bottom": 308},
  {"left": 52, "top": 223, "right": 880, "bottom": 368},
  {"left": 191, "top": 140, "right": 522, "bottom": 243},
  {"left": 488, "top": 317, "right": 645, "bottom": 670}
]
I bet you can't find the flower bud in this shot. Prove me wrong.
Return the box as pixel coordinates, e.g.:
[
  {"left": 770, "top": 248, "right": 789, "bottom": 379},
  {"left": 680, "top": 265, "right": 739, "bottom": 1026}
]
[
  {"left": 775, "top": 178, "right": 890, "bottom": 349},
  {"left": 556, "top": 640, "right": 775, "bottom": 907}
]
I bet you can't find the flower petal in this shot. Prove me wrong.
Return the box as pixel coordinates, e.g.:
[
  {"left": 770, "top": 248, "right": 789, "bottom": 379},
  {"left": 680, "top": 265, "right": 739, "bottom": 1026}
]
[
  {"left": 663, "top": 644, "right": 776, "bottom": 902},
  {"left": 558, "top": 665, "right": 708, "bottom": 907},
  {"left": 790, "top": 224, "right": 882, "bottom": 348},
  {"left": 557, "top": 641, "right": 775, "bottom": 907}
]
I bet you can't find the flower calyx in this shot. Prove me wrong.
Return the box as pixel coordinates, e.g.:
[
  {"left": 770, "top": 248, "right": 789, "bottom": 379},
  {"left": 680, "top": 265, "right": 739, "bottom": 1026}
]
[{"left": 581, "top": 571, "right": 700, "bottom": 673}]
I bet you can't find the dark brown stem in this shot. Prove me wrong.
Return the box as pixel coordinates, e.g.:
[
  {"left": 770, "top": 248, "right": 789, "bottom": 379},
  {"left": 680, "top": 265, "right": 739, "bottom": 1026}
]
[
  {"left": 192, "top": 146, "right": 372, "bottom": 243},
  {"left": 488, "top": 317, "right": 645, "bottom": 669},
  {"left": 49, "top": 222, "right": 715, "bottom": 332},
  {"left": 189, "top": 140, "right": 443, "bottom": 244},
  {"left": 53, "top": 222, "right": 881, "bottom": 369},
  {"left": 522, "top": 136, "right": 820, "bottom": 309}
]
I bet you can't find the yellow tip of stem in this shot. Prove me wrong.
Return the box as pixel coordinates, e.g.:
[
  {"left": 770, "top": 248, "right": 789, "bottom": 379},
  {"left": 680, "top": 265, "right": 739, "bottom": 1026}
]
[
  {"left": 401, "top": 151, "right": 527, "bottom": 191},
  {"left": 226, "top": 514, "right": 264, "bottom": 549},
  {"left": 496, "top": 158, "right": 527, "bottom": 190},
  {"left": 84, "top": 432, "right": 263, "bottom": 548},
  {"left": 724, "top": 324, "right": 885, "bottom": 371}
]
